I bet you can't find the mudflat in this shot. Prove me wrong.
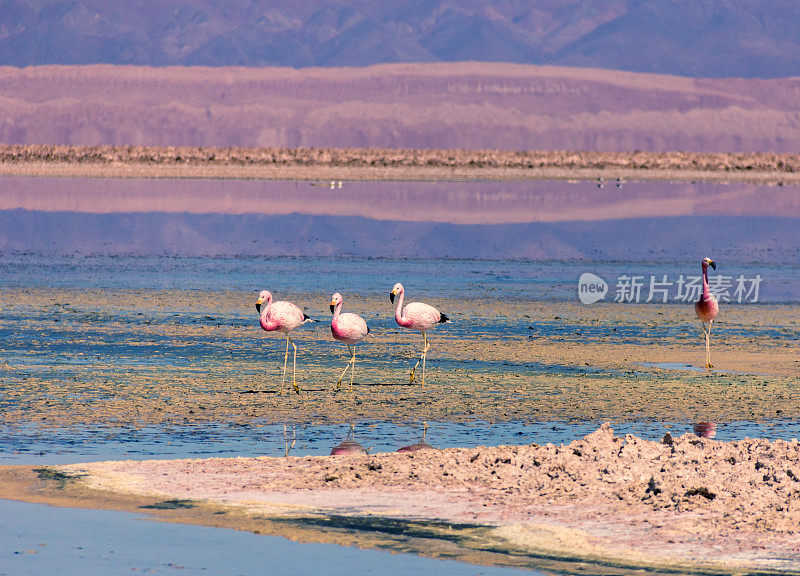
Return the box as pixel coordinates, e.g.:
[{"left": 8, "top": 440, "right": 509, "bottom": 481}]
[{"left": 1, "top": 289, "right": 799, "bottom": 428}]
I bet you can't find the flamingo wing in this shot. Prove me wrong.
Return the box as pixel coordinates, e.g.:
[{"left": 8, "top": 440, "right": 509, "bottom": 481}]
[
  {"left": 402, "top": 302, "right": 443, "bottom": 331},
  {"left": 271, "top": 301, "right": 306, "bottom": 332}
]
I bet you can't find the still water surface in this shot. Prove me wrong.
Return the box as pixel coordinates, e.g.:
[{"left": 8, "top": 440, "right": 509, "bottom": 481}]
[{"left": 0, "top": 499, "right": 536, "bottom": 576}]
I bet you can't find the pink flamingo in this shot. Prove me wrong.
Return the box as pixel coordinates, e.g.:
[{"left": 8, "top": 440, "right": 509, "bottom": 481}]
[
  {"left": 255, "top": 290, "right": 313, "bottom": 394},
  {"left": 694, "top": 257, "right": 719, "bottom": 369},
  {"left": 330, "top": 292, "right": 370, "bottom": 391},
  {"left": 389, "top": 282, "right": 449, "bottom": 384}
]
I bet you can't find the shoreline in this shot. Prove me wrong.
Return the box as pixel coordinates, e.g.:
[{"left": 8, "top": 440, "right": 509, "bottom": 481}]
[
  {"left": 2, "top": 424, "right": 799, "bottom": 575},
  {"left": 1, "top": 145, "right": 798, "bottom": 183}
]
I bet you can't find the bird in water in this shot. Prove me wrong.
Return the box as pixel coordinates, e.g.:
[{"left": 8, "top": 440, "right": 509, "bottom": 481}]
[
  {"left": 694, "top": 257, "right": 719, "bottom": 369},
  {"left": 255, "top": 290, "right": 313, "bottom": 394},
  {"left": 389, "top": 282, "right": 449, "bottom": 385},
  {"left": 330, "top": 292, "right": 370, "bottom": 392}
]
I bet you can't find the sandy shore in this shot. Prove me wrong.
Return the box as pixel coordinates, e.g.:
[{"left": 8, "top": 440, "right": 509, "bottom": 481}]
[
  {"left": 1, "top": 424, "right": 797, "bottom": 574},
  {"left": 1, "top": 144, "right": 798, "bottom": 183}
]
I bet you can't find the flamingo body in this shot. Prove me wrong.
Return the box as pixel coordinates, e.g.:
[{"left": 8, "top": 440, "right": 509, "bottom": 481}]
[
  {"left": 255, "top": 290, "right": 312, "bottom": 394},
  {"left": 330, "top": 292, "right": 369, "bottom": 391},
  {"left": 390, "top": 284, "right": 448, "bottom": 330},
  {"left": 331, "top": 294, "right": 369, "bottom": 345},
  {"left": 395, "top": 301, "right": 445, "bottom": 331},
  {"left": 331, "top": 312, "right": 369, "bottom": 344},
  {"left": 260, "top": 300, "right": 308, "bottom": 333},
  {"left": 694, "top": 292, "right": 719, "bottom": 322}
]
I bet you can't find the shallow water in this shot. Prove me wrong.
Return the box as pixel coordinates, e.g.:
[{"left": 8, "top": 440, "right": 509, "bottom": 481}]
[
  {"left": 0, "top": 499, "right": 536, "bottom": 576},
  {"left": 2, "top": 252, "right": 799, "bottom": 303},
  {"left": 3, "top": 419, "right": 800, "bottom": 466},
  {"left": 634, "top": 361, "right": 775, "bottom": 375}
]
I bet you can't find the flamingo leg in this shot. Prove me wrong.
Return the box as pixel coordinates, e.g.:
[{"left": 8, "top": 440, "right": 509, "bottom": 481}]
[
  {"left": 281, "top": 335, "right": 290, "bottom": 396},
  {"left": 336, "top": 344, "right": 354, "bottom": 391},
  {"left": 700, "top": 321, "right": 712, "bottom": 369},
  {"left": 410, "top": 349, "right": 420, "bottom": 384},
  {"left": 290, "top": 335, "right": 299, "bottom": 394},
  {"left": 421, "top": 332, "right": 429, "bottom": 385},
  {"left": 350, "top": 345, "right": 356, "bottom": 392},
  {"left": 410, "top": 332, "right": 429, "bottom": 385},
  {"left": 705, "top": 320, "right": 714, "bottom": 369}
]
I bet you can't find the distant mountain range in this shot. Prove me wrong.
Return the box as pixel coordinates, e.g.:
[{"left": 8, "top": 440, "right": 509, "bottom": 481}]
[
  {"left": 2, "top": 63, "right": 798, "bottom": 151},
  {"left": 1, "top": 1, "right": 799, "bottom": 78}
]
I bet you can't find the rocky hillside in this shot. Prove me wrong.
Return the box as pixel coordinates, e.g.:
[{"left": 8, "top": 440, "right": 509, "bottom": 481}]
[
  {"left": 2, "top": 64, "right": 798, "bottom": 151},
  {"left": 1, "top": 1, "right": 799, "bottom": 78}
]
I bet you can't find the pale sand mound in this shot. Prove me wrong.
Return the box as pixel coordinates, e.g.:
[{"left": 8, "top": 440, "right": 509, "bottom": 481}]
[{"left": 59, "top": 424, "right": 800, "bottom": 573}]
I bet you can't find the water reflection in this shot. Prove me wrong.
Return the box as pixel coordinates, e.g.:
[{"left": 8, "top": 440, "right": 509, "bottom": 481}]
[
  {"left": 693, "top": 422, "right": 717, "bottom": 439},
  {"left": 330, "top": 424, "right": 369, "bottom": 455},
  {"left": 2, "top": 177, "right": 799, "bottom": 223},
  {"left": 1, "top": 178, "right": 799, "bottom": 270},
  {"left": 5, "top": 420, "right": 800, "bottom": 465},
  {"left": 283, "top": 424, "right": 296, "bottom": 457},
  {"left": 398, "top": 421, "right": 435, "bottom": 452}
]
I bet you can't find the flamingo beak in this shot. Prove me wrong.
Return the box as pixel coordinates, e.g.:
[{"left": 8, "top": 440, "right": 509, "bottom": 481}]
[
  {"left": 710, "top": 260, "right": 716, "bottom": 270},
  {"left": 329, "top": 303, "right": 335, "bottom": 313},
  {"left": 255, "top": 302, "right": 261, "bottom": 313},
  {"left": 389, "top": 291, "right": 395, "bottom": 304}
]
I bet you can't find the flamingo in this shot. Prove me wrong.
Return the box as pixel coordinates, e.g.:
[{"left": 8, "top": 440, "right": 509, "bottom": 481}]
[
  {"left": 694, "top": 257, "right": 719, "bottom": 369},
  {"left": 389, "top": 282, "right": 449, "bottom": 385},
  {"left": 330, "top": 292, "right": 370, "bottom": 391},
  {"left": 255, "top": 290, "right": 313, "bottom": 394}
]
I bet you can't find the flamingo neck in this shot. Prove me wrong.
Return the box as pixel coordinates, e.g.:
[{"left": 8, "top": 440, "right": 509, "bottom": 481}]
[
  {"left": 701, "top": 264, "right": 712, "bottom": 300},
  {"left": 259, "top": 298, "right": 274, "bottom": 330},
  {"left": 394, "top": 290, "right": 408, "bottom": 326},
  {"left": 331, "top": 302, "right": 341, "bottom": 325}
]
